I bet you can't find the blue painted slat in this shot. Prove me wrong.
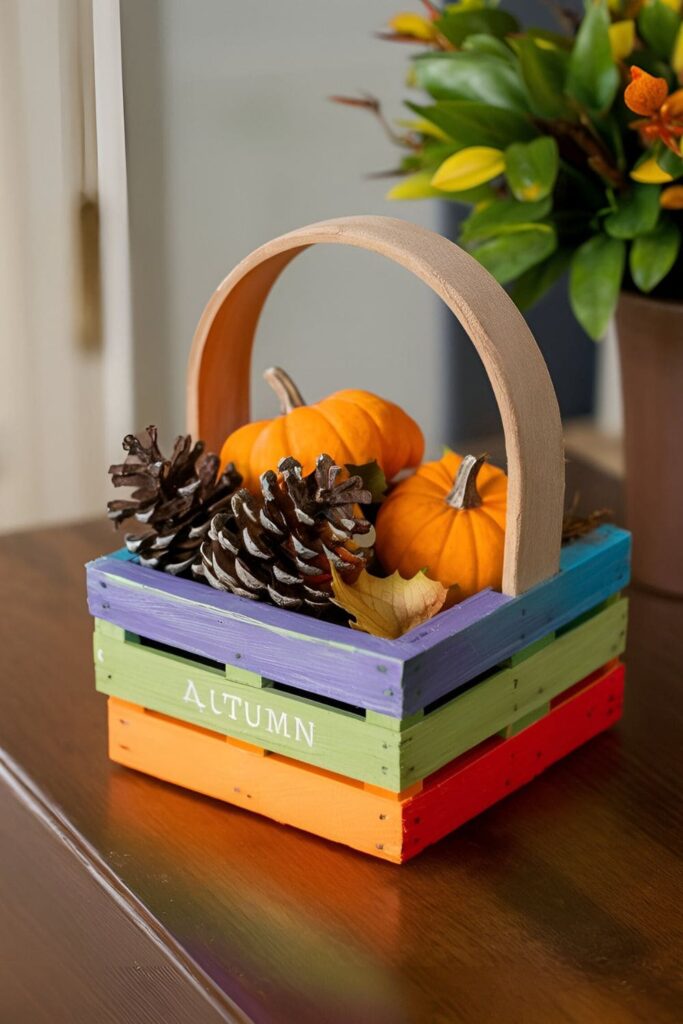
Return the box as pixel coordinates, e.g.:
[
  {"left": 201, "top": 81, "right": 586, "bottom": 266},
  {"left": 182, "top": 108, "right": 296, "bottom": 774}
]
[{"left": 108, "top": 547, "right": 138, "bottom": 563}]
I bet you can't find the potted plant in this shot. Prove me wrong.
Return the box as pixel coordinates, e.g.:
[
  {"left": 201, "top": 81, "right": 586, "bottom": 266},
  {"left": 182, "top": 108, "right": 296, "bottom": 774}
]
[{"left": 335, "top": 0, "right": 683, "bottom": 595}]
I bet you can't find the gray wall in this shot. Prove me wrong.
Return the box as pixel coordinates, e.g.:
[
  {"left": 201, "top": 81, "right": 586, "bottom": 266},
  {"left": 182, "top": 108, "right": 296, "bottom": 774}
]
[
  {"left": 120, "top": 0, "right": 596, "bottom": 457},
  {"left": 120, "top": 0, "right": 447, "bottom": 457}
]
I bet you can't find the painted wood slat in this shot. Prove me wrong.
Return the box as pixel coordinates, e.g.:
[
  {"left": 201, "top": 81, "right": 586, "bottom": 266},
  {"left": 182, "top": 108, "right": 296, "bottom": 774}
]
[
  {"left": 95, "top": 629, "right": 400, "bottom": 788},
  {"left": 398, "top": 598, "right": 626, "bottom": 787},
  {"left": 87, "top": 526, "right": 630, "bottom": 716},
  {"left": 402, "top": 661, "right": 626, "bottom": 861},
  {"left": 88, "top": 555, "right": 408, "bottom": 715},
  {"left": 94, "top": 598, "right": 627, "bottom": 790},
  {"left": 107, "top": 662, "right": 625, "bottom": 863},
  {"left": 402, "top": 527, "right": 630, "bottom": 714}
]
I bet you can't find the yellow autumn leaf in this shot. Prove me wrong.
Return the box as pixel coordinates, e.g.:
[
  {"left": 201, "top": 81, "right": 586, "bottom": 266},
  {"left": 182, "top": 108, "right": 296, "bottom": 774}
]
[
  {"left": 660, "top": 0, "right": 680, "bottom": 9},
  {"left": 387, "top": 171, "right": 443, "bottom": 200},
  {"left": 398, "top": 117, "right": 449, "bottom": 141},
  {"left": 330, "top": 565, "right": 448, "bottom": 640},
  {"left": 431, "top": 147, "right": 506, "bottom": 192},
  {"left": 389, "top": 12, "right": 437, "bottom": 40},
  {"left": 673, "top": 24, "right": 683, "bottom": 75},
  {"left": 630, "top": 157, "right": 674, "bottom": 184},
  {"left": 608, "top": 20, "right": 635, "bottom": 61}
]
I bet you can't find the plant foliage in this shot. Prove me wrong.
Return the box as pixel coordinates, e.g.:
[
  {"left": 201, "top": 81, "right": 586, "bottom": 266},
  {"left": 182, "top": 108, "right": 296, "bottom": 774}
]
[{"left": 338, "top": 0, "right": 683, "bottom": 338}]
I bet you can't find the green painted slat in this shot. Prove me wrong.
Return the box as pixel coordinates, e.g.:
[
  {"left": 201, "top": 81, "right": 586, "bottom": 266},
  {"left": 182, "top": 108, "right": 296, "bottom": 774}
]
[
  {"left": 498, "top": 702, "right": 550, "bottom": 738},
  {"left": 224, "top": 661, "right": 263, "bottom": 688},
  {"left": 95, "top": 619, "right": 126, "bottom": 641},
  {"left": 93, "top": 598, "right": 627, "bottom": 791},
  {"left": 504, "top": 632, "right": 555, "bottom": 667},
  {"left": 365, "top": 708, "right": 424, "bottom": 733},
  {"left": 399, "top": 598, "right": 628, "bottom": 787},
  {"left": 94, "top": 624, "right": 403, "bottom": 788}
]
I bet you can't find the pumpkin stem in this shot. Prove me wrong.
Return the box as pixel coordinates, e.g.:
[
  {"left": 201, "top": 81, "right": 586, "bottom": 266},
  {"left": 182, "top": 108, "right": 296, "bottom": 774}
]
[
  {"left": 264, "top": 366, "right": 306, "bottom": 414},
  {"left": 445, "top": 454, "right": 487, "bottom": 510}
]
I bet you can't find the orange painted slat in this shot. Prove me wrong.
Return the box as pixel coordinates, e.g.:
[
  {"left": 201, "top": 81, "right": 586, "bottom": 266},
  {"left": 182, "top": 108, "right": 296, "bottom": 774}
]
[
  {"left": 108, "top": 662, "right": 624, "bottom": 863},
  {"left": 109, "top": 700, "right": 404, "bottom": 862}
]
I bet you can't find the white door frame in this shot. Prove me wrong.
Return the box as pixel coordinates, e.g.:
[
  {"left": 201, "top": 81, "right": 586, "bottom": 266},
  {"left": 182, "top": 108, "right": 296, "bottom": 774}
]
[{"left": 92, "top": 0, "right": 135, "bottom": 455}]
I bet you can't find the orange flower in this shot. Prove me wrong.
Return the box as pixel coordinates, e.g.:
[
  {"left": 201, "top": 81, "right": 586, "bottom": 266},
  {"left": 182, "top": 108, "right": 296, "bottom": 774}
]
[
  {"left": 661, "top": 185, "right": 683, "bottom": 209},
  {"left": 624, "top": 67, "right": 669, "bottom": 116},
  {"left": 625, "top": 66, "right": 683, "bottom": 155}
]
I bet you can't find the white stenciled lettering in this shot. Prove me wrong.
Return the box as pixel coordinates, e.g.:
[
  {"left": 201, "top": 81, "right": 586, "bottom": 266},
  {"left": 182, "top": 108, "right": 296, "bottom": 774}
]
[
  {"left": 294, "top": 717, "right": 315, "bottom": 748},
  {"left": 265, "top": 708, "right": 290, "bottom": 738},
  {"left": 180, "top": 680, "right": 314, "bottom": 748},
  {"left": 183, "top": 679, "right": 206, "bottom": 712},
  {"left": 244, "top": 700, "right": 261, "bottom": 728},
  {"left": 222, "top": 693, "right": 242, "bottom": 720}
]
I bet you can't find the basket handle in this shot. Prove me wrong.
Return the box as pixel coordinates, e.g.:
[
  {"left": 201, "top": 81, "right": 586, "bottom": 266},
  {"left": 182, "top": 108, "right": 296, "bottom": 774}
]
[{"left": 187, "top": 215, "right": 564, "bottom": 596}]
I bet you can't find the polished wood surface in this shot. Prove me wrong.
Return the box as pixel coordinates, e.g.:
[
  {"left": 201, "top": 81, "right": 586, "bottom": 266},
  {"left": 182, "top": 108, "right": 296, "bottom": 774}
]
[
  {"left": 0, "top": 772, "right": 239, "bottom": 1024},
  {"left": 1, "top": 463, "right": 682, "bottom": 1024}
]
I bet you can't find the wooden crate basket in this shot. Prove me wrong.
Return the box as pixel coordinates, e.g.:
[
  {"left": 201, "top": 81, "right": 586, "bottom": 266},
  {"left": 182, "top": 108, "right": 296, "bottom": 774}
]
[{"left": 87, "top": 216, "right": 631, "bottom": 860}]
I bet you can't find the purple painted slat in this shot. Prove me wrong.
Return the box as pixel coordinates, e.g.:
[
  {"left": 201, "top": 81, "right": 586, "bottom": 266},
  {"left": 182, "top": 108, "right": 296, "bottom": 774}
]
[
  {"left": 87, "top": 525, "right": 631, "bottom": 717},
  {"left": 398, "top": 587, "right": 510, "bottom": 649},
  {"left": 87, "top": 564, "right": 406, "bottom": 715},
  {"left": 94, "top": 554, "right": 398, "bottom": 656}
]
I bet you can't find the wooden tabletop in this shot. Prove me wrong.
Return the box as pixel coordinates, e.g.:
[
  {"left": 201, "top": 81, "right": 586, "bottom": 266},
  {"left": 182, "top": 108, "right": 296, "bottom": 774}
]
[{"left": 1, "top": 460, "right": 682, "bottom": 1024}]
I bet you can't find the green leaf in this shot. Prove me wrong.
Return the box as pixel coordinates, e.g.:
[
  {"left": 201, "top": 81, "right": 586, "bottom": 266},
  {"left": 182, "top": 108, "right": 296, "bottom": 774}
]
[
  {"left": 630, "top": 219, "right": 681, "bottom": 292},
  {"left": 569, "top": 234, "right": 626, "bottom": 339},
  {"left": 406, "top": 100, "right": 536, "bottom": 149},
  {"left": 566, "top": 1, "right": 619, "bottom": 112},
  {"left": 435, "top": 8, "right": 519, "bottom": 46},
  {"left": 461, "top": 34, "right": 515, "bottom": 61},
  {"left": 604, "top": 184, "right": 660, "bottom": 239},
  {"left": 441, "top": 184, "right": 499, "bottom": 205},
  {"left": 513, "top": 38, "right": 572, "bottom": 119},
  {"left": 413, "top": 53, "right": 530, "bottom": 113},
  {"left": 511, "top": 247, "right": 571, "bottom": 309},
  {"left": 460, "top": 196, "right": 552, "bottom": 243},
  {"left": 656, "top": 145, "right": 683, "bottom": 181},
  {"left": 469, "top": 224, "right": 558, "bottom": 284},
  {"left": 346, "top": 461, "right": 388, "bottom": 504},
  {"left": 505, "top": 137, "right": 559, "bottom": 202},
  {"left": 638, "top": 0, "right": 681, "bottom": 61}
]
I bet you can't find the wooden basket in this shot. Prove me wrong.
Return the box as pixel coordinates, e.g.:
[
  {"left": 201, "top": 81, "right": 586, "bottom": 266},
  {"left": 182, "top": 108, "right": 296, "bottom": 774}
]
[{"left": 87, "top": 216, "right": 630, "bottom": 863}]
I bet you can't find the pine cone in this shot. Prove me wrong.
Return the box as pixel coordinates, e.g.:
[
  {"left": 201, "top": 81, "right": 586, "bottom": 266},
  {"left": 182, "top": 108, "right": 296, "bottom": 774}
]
[
  {"left": 108, "top": 426, "right": 242, "bottom": 575},
  {"left": 194, "top": 454, "right": 374, "bottom": 614}
]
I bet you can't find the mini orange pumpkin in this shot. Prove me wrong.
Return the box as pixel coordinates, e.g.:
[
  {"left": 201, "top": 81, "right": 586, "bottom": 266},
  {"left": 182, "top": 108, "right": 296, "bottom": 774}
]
[
  {"left": 220, "top": 367, "right": 424, "bottom": 492},
  {"left": 375, "top": 451, "right": 506, "bottom": 600}
]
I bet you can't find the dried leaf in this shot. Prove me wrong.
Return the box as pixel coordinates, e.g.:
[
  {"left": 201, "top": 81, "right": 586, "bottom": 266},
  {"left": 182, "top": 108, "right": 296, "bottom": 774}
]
[
  {"left": 562, "top": 500, "right": 612, "bottom": 543},
  {"left": 331, "top": 565, "right": 448, "bottom": 639}
]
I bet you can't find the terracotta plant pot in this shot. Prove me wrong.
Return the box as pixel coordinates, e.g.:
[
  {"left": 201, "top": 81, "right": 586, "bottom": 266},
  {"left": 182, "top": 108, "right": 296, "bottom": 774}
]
[{"left": 616, "top": 292, "right": 683, "bottom": 596}]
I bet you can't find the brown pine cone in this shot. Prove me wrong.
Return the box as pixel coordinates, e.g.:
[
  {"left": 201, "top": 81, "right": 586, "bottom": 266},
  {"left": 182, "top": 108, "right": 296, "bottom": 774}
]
[
  {"left": 108, "top": 426, "right": 242, "bottom": 574},
  {"left": 194, "top": 453, "right": 374, "bottom": 614}
]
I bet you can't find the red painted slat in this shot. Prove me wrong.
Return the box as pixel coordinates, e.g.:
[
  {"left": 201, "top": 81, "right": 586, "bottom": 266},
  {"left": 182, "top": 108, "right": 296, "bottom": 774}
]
[{"left": 401, "top": 662, "right": 625, "bottom": 861}]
